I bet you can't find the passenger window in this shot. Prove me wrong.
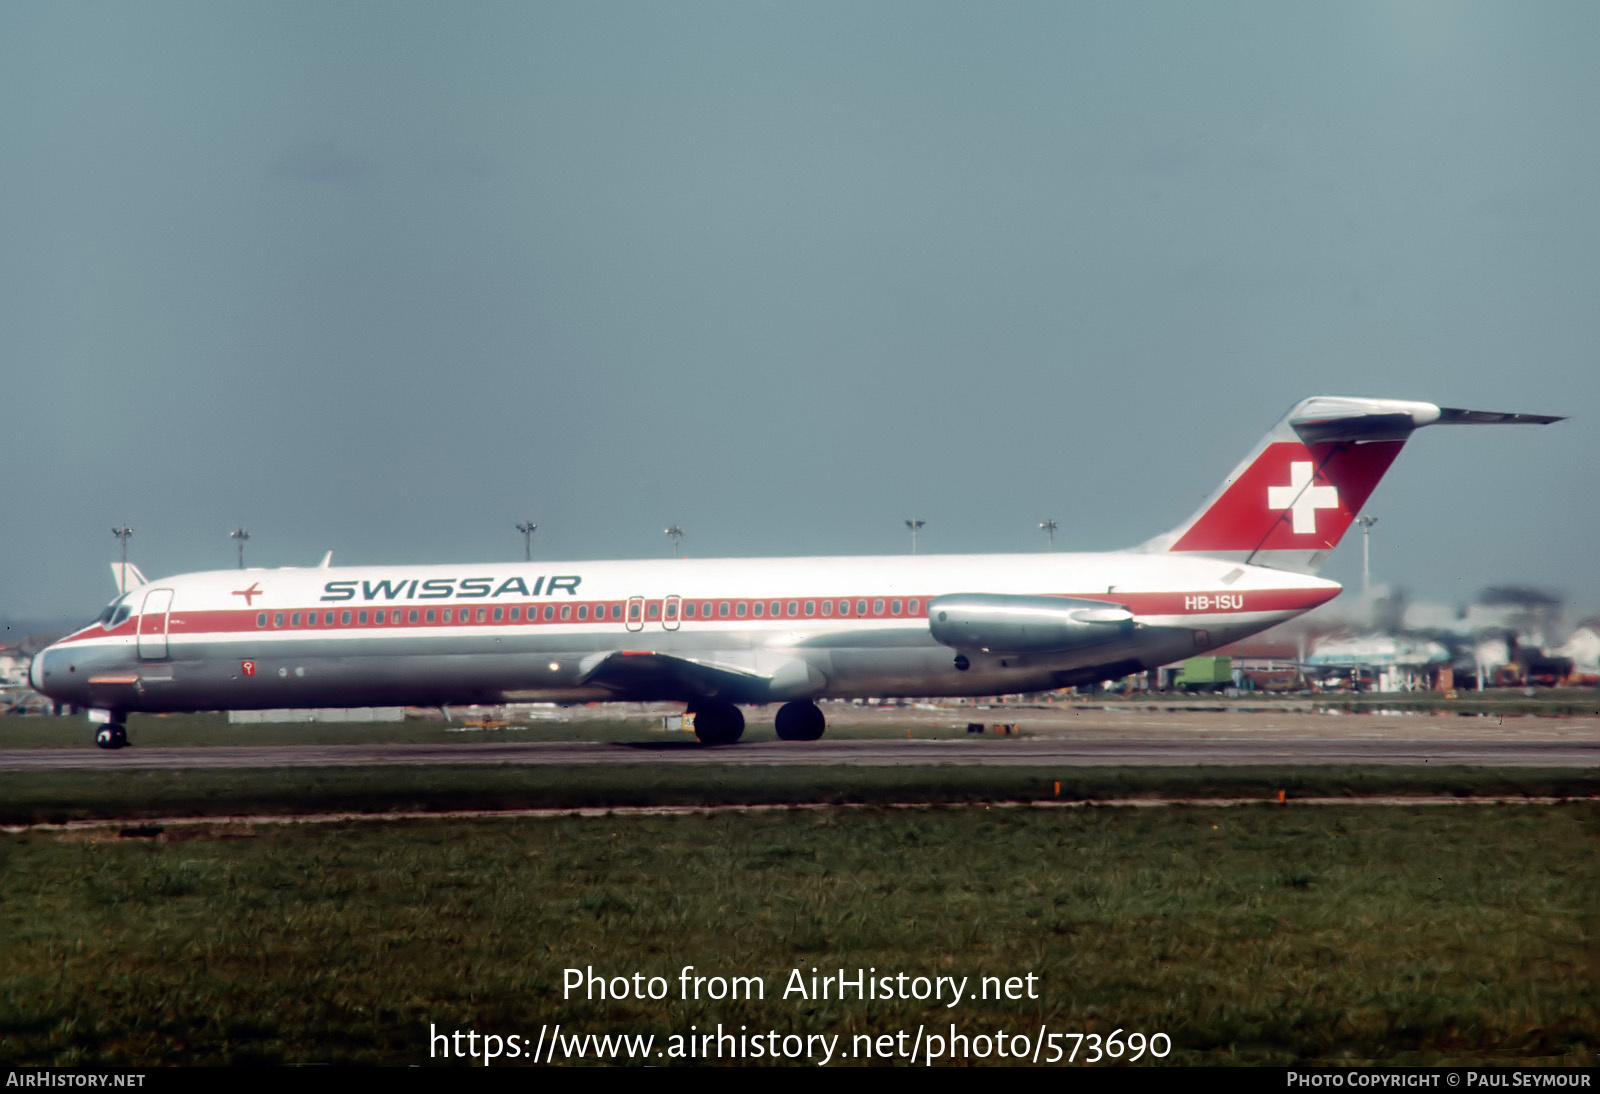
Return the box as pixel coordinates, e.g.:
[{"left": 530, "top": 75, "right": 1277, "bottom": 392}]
[
  {"left": 509, "top": 607, "right": 520, "bottom": 621},
  {"left": 736, "top": 602, "right": 747, "bottom": 617},
  {"left": 493, "top": 607, "right": 503, "bottom": 622},
  {"left": 578, "top": 605, "right": 588, "bottom": 620},
  {"left": 291, "top": 613, "right": 301, "bottom": 627},
  {"left": 891, "top": 599, "right": 902, "bottom": 615},
  {"left": 753, "top": 602, "right": 764, "bottom": 617},
  {"left": 718, "top": 602, "right": 730, "bottom": 618},
  {"left": 630, "top": 601, "right": 642, "bottom": 621},
  {"left": 410, "top": 609, "right": 419, "bottom": 623},
  {"left": 560, "top": 605, "right": 571, "bottom": 621},
  {"left": 788, "top": 601, "right": 798, "bottom": 617},
  {"left": 443, "top": 609, "right": 453, "bottom": 622},
  {"left": 274, "top": 612, "right": 285, "bottom": 627},
  {"left": 821, "top": 600, "right": 832, "bottom": 616},
  {"left": 857, "top": 599, "right": 868, "bottom": 615},
  {"left": 664, "top": 602, "right": 677, "bottom": 620},
  {"left": 375, "top": 611, "right": 385, "bottom": 625},
  {"left": 909, "top": 599, "right": 920, "bottom": 615},
  {"left": 256, "top": 612, "right": 266, "bottom": 628},
  {"left": 771, "top": 601, "right": 780, "bottom": 617},
  {"left": 426, "top": 609, "right": 436, "bottom": 623},
  {"left": 341, "top": 611, "right": 351, "bottom": 625},
  {"left": 648, "top": 602, "right": 660, "bottom": 620},
  {"left": 684, "top": 602, "right": 696, "bottom": 618},
  {"left": 358, "top": 611, "right": 368, "bottom": 625},
  {"left": 476, "top": 608, "right": 486, "bottom": 622},
  {"left": 325, "top": 612, "right": 335, "bottom": 625},
  {"left": 307, "top": 613, "right": 317, "bottom": 626},
  {"left": 804, "top": 601, "right": 815, "bottom": 616},
  {"left": 873, "top": 599, "right": 884, "bottom": 615},
  {"left": 544, "top": 604, "right": 554, "bottom": 620}
]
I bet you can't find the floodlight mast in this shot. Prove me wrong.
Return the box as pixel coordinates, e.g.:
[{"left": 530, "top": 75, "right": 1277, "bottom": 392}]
[
  {"left": 1357, "top": 514, "right": 1378, "bottom": 596},
  {"left": 515, "top": 520, "right": 537, "bottom": 562},
  {"left": 230, "top": 526, "right": 250, "bottom": 569},
  {"left": 111, "top": 526, "right": 133, "bottom": 594},
  {"left": 1038, "top": 519, "right": 1058, "bottom": 549},
  {"left": 905, "top": 518, "right": 925, "bottom": 554},
  {"left": 665, "top": 525, "right": 684, "bottom": 556}
]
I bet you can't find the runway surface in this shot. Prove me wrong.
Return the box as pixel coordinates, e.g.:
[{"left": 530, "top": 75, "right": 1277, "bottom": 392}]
[{"left": 2, "top": 736, "right": 1595, "bottom": 770}]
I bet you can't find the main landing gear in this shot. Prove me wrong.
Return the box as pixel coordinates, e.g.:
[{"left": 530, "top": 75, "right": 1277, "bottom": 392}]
[
  {"left": 687, "top": 699, "right": 829, "bottom": 745},
  {"left": 95, "top": 719, "right": 129, "bottom": 750},
  {"left": 690, "top": 701, "right": 745, "bottom": 746},
  {"left": 774, "top": 699, "right": 826, "bottom": 741}
]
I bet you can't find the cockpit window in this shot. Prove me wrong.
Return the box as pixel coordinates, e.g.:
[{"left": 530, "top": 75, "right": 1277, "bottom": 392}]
[{"left": 100, "top": 594, "right": 135, "bottom": 630}]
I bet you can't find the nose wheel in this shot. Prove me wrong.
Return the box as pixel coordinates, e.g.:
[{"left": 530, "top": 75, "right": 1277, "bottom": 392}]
[{"left": 95, "top": 723, "right": 128, "bottom": 750}]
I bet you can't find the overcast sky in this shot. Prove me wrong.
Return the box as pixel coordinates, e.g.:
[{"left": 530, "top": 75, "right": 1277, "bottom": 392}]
[{"left": 2, "top": 1, "right": 1595, "bottom": 628}]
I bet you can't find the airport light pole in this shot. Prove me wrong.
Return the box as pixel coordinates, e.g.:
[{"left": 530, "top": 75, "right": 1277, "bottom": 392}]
[
  {"left": 231, "top": 526, "right": 250, "bottom": 569},
  {"left": 1038, "top": 518, "right": 1058, "bottom": 550},
  {"left": 111, "top": 525, "right": 133, "bottom": 594},
  {"left": 1357, "top": 514, "right": 1378, "bottom": 596},
  {"left": 515, "top": 520, "right": 537, "bottom": 561},
  {"left": 905, "top": 518, "right": 924, "bottom": 554},
  {"left": 665, "top": 525, "right": 684, "bottom": 556}
]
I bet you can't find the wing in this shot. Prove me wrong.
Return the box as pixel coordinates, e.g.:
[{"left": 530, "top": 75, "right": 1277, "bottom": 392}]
[{"left": 576, "top": 650, "right": 824, "bottom": 703}]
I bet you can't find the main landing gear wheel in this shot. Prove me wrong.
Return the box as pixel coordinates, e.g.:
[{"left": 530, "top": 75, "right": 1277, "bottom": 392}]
[
  {"left": 691, "top": 702, "right": 745, "bottom": 746},
  {"left": 774, "top": 700, "right": 826, "bottom": 741},
  {"left": 95, "top": 724, "right": 128, "bottom": 750}
]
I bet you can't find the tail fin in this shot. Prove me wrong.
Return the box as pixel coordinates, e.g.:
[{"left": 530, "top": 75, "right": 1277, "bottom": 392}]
[{"left": 1142, "top": 396, "right": 1563, "bottom": 574}]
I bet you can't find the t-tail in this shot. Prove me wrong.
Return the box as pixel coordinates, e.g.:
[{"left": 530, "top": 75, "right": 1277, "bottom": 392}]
[{"left": 1141, "top": 396, "right": 1563, "bottom": 574}]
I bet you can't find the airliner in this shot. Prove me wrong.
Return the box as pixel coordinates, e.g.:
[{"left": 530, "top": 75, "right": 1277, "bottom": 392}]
[{"left": 30, "top": 396, "right": 1560, "bottom": 749}]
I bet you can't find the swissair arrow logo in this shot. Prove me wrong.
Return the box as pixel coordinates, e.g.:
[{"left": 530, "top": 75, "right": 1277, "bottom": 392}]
[{"left": 1266, "top": 462, "right": 1339, "bottom": 534}]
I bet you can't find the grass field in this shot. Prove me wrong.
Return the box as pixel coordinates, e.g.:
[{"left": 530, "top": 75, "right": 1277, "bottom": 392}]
[{"left": 2, "top": 803, "right": 1595, "bottom": 1067}]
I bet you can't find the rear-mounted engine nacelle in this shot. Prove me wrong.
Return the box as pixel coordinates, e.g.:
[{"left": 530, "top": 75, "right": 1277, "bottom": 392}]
[{"left": 928, "top": 593, "right": 1135, "bottom": 655}]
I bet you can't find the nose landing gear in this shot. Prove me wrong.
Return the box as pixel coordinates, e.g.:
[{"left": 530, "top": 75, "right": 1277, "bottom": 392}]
[{"left": 94, "top": 721, "right": 129, "bottom": 749}]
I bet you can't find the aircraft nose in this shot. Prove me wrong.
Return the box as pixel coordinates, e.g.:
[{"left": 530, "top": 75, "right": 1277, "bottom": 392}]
[{"left": 29, "top": 647, "right": 59, "bottom": 696}]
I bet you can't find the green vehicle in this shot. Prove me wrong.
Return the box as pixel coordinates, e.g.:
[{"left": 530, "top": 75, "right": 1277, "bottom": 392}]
[{"left": 1175, "top": 656, "right": 1233, "bottom": 692}]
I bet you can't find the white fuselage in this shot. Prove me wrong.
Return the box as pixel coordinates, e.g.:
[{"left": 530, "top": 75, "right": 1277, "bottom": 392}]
[{"left": 32, "top": 549, "right": 1340, "bottom": 713}]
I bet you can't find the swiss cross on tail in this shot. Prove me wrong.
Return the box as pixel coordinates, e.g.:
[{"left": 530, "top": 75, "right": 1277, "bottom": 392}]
[
  {"left": 1143, "top": 396, "right": 1563, "bottom": 574},
  {"left": 1170, "top": 440, "right": 1403, "bottom": 554}
]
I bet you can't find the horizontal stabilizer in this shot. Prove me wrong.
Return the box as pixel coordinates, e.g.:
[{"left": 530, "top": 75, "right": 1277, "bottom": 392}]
[{"left": 1434, "top": 407, "right": 1566, "bottom": 427}]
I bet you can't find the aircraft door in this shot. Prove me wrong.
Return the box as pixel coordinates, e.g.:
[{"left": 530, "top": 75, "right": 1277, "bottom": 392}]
[
  {"left": 662, "top": 595, "right": 681, "bottom": 631},
  {"left": 626, "top": 596, "right": 645, "bottom": 633},
  {"left": 137, "top": 588, "right": 174, "bottom": 660}
]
